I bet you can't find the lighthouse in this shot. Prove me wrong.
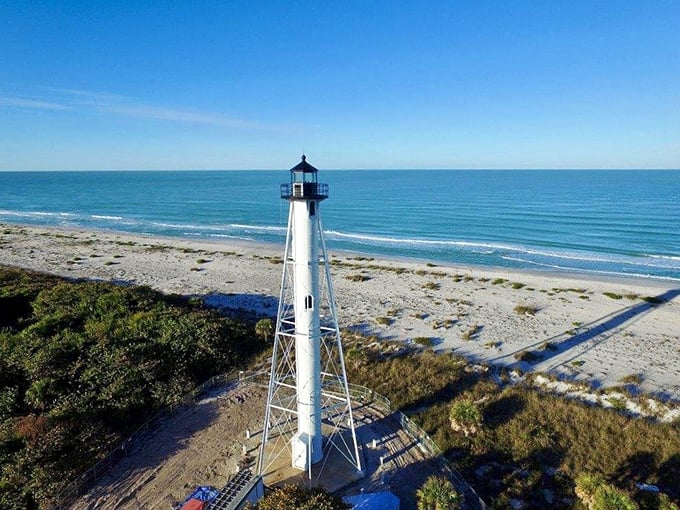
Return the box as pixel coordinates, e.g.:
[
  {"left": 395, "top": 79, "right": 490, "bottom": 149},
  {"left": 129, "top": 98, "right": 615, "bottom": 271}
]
[{"left": 258, "top": 156, "right": 362, "bottom": 481}]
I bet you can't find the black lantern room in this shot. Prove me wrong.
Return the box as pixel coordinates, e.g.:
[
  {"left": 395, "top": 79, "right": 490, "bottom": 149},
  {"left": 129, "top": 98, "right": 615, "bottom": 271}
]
[{"left": 281, "top": 155, "right": 329, "bottom": 201}]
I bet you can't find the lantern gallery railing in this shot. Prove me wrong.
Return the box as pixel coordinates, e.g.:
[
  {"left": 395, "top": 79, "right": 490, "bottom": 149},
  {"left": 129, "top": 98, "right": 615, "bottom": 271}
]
[{"left": 280, "top": 182, "right": 329, "bottom": 200}]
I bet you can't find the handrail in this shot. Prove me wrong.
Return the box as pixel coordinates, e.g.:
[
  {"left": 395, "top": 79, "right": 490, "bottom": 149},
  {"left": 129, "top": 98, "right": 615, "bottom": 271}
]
[
  {"left": 280, "top": 182, "right": 329, "bottom": 199},
  {"left": 344, "top": 384, "right": 486, "bottom": 510}
]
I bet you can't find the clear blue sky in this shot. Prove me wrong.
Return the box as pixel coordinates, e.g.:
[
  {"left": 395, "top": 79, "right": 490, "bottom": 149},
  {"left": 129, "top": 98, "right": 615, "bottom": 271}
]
[{"left": 1, "top": 1, "right": 679, "bottom": 170}]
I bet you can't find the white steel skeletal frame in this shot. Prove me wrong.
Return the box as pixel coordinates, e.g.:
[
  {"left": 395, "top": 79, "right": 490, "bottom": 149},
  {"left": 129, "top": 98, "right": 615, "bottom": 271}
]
[{"left": 258, "top": 202, "right": 362, "bottom": 481}]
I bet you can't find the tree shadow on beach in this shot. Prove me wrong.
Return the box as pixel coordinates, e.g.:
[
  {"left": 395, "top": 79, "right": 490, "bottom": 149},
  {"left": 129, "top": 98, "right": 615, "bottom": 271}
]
[
  {"left": 482, "top": 393, "right": 526, "bottom": 428},
  {"left": 200, "top": 292, "right": 279, "bottom": 319},
  {"left": 490, "top": 288, "right": 680, "bottom": 372},
  {"left": 344, "top": 322, "right": 405, "bottom": 343},
  {"left": 612, "top": 451, "right": 680, "bottom": 504}
]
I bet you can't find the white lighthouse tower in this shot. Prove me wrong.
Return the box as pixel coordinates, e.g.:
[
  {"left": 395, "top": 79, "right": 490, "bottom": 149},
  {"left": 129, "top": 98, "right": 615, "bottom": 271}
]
[{"left": 258, "top": 156, "right": 362, "bottom": 481}]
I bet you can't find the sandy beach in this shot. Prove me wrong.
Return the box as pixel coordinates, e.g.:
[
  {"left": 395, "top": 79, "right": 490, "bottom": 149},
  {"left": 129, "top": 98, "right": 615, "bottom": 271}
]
[{"left": 1, "top": 223, "right": 679, "bottom": 402}]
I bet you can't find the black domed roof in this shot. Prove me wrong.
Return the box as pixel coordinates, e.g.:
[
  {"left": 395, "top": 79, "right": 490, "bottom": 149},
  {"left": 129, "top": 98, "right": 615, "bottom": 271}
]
[{"left": 289, "top": 154, "right": 318, "bottom": 173}]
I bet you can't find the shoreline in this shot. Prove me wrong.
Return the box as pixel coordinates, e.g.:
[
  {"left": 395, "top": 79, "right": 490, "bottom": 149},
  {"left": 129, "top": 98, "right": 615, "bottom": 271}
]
[
  {"left": 4, "top": 220, "right": 678, "bottom": 289},
  {"left": 2, "top": 222, "right": 679, "bottom": 402}
]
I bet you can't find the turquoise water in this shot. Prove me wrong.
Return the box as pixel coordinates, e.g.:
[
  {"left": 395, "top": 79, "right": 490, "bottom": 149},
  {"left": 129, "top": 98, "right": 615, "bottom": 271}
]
[{"left": 1, "top": 170, "right": 679, "bottom": 281}]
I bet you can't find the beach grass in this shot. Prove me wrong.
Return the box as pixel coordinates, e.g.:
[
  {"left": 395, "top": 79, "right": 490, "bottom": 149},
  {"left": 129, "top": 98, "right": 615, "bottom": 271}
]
[
  {"left": 344, "top": 333, "right": 680, "bottom": 508},
  {"left": 513, "top": 304, "right": 539, "bottom": 316},
  {"left": 345, "top": 273, "right": 371, "bottom": 282}
]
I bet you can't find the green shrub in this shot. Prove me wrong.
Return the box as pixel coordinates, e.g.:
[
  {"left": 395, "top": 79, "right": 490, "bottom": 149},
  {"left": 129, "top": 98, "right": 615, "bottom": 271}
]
[
  {"left": 345, "top": 347, "right": 368, "bottom": 369},
  {"left": 514, "top": 304, "right": 539, "bottom": 316},
  {"left": 574, "top": 472, "right": 605, "bottom": 504},
  {"left": 255, "top": 318, "right": 274, "bottom": 342},
  {"left": 450, "top": 400, "right": 481, "bottom": 429},
  {"left": 250, "top": 484, "right": 349, "bottom": 510},
  {"left": 514, "top": 350, "right": 540, "bottom": 362},
  {"left": 461, "top": 324, "right": 479, "bottom": 341},
  {"left": 413, "top": 337, "right": 436, "bottom": 347},
  {"left": 591, "top": 484, "right": 637, "bottom": 510},
  {"left": 0, "top": 266, "right": 260, "bottom": 508},
  {"left": 603, "top": 292, "right": 623, "bottom": 300},
  {"left": 608, "top": 397, "right": 628, "bottom": 412},
  {"left": 416, "top": 475, "right": 462, "bottom": 509},
  {"left": 620, "top": 373, "right": 643, "bottom": 385},
  {"left": 345, "top": 274, "right": 371, "bottom": 282},
  {"left": 658, "top": 494, "right": 680, "bottom": 510},
  {"left": 433, "top": 319, "right": 456, "bottom": 330}
]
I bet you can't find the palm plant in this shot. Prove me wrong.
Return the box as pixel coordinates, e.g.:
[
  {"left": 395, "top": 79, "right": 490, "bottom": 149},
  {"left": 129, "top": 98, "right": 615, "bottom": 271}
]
[
  {"left": 591, "top": 484, "right": 637, "bottom": 510},
  {"left": 416, "top": 475, "right": 462, "bottom": 510},
  {"left": 449, "top": 399, "right": 482, "bottom": 437},
  {"left": 255, "top": 318, "right": 274, "bottom": 343},
  {"left": 574, "top": 473, "right": 604, "bottom": 507}
]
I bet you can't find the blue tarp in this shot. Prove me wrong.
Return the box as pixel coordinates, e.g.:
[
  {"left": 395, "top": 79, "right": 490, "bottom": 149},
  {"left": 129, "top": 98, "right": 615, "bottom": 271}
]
[
  {"left": 177, "top": 486, "right": 220, "bottom": 508},
  {"left": 343, "top": 491, "right": 400, "bottom": 510}
]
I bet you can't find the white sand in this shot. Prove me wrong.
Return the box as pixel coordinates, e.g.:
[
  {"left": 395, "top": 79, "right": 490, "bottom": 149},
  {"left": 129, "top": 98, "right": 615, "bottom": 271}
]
[{"left": 1, "top": 223, "right": 679, "bottom": 401}]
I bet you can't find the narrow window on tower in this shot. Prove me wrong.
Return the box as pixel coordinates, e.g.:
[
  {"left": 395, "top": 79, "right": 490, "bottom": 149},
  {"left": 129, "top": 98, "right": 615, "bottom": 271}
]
[
  {"left": 309, "top": 201, "right": 316, "bottom": 216},
  {"left": 305, "top": 294, "right": 314, "bottom": 310}
]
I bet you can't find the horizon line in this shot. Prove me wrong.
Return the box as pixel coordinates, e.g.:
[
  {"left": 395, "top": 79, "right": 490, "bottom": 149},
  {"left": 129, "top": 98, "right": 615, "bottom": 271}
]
[{"left": 1, "top": 167, "right": 680, "bottom": 172}]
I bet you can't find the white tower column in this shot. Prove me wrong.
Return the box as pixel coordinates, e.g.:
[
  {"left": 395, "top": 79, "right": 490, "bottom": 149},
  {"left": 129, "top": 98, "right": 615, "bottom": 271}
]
[{"left": 291, "top": 198, "right": 322, "bottom": 468}]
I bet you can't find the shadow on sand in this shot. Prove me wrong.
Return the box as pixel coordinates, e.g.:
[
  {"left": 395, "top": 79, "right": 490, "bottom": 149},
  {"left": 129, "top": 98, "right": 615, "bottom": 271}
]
[
  {"left": 200, "top": 292, "right": 279, "bottom": 318},
  {"left": 490, "top": 288, "right": 680, "bottom": 377}
]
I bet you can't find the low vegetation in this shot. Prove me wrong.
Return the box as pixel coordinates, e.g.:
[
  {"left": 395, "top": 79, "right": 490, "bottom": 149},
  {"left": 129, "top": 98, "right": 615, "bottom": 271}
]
[
  {"left": 345, "top": 274, "right": 371, "bottom": 282},
  {"left": 375, "top": 316, "right": 393, "bottom": 326},
  {"left": 416, "top": 475, "right": 462, "bottom": 509},
  {"left": 461, "top": 324, "right": 480, "bottom": 341},
  {"left": 422, "top": 281, "right": 441, "bottom": 291},
  {"left": 449, "top": 400, "right": 482, "bottom": 437},
  {"left": 513, "top": 350, "right": 541, "bottom": 363},
  {"left": 432, "top": 319, "right": 456, "bottom": 330},
  {"left": 513, "top": 304, "right": 539, "bottom": 316},
  {"left": 0, "top": 266, "right": 263, "bottom": 509},
  {"left": 245, "top": 484, "right": 349, "bottom": 510},
  {"left": 620, "top": 373, "right": 643, "bottom": 385},
  {"left": 255, "top": 318, "right": 274, "bottom": 343},
  {"left": 575, "top": 473, "right": 639, "bottom": 509},
  {"left": 413, "top": 336, "right": 436, "bottom": 347},
  {"left": 3, "top": 263, "right": 678, "bottom": 509},
  {"left": 344, "top": 334, "right": 680, "bottom": 508}
]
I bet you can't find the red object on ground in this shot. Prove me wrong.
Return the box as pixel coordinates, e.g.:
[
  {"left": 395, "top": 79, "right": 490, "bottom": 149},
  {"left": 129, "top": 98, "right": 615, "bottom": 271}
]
[{"left": 180, "top": 499, "right": 206, "bottom": 510}]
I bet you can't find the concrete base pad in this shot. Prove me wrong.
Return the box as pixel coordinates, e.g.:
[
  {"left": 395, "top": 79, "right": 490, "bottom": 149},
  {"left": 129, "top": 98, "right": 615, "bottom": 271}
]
[{"left": 260, "top": 433, "right": 364, "bottom": 493}]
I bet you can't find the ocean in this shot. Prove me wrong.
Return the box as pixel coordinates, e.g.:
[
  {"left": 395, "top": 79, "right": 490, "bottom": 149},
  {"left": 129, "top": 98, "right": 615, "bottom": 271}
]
[{"left": 1, "top": 169, "right": 679, "bottom": 281}]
